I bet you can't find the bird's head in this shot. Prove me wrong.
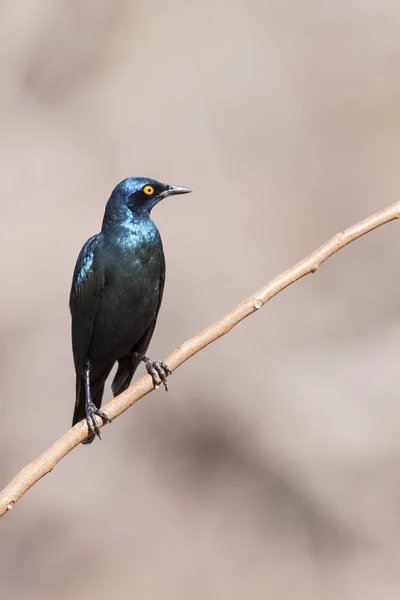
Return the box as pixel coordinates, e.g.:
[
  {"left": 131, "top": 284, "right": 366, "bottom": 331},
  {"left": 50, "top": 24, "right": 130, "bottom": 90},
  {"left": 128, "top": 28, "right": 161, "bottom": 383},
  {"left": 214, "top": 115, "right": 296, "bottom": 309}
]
[{"left": 111, "top": 177, "right": 191, "bottom": 215}]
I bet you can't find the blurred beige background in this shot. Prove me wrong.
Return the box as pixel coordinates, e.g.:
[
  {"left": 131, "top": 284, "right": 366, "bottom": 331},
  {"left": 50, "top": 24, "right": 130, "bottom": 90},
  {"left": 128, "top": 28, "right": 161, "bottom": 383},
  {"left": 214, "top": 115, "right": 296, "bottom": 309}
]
[{"left": 1, "top": 1, "right": 400, "bottom": 599}]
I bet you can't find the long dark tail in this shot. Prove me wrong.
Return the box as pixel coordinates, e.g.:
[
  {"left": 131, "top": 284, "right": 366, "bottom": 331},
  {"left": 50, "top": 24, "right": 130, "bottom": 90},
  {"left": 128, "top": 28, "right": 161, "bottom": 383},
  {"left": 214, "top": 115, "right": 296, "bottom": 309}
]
[
  {"left": 73, "top": 365, "right": 112, "bottom": 444},
  {"left": 111, "top": 354, "right": 140, "bottom": 397}
]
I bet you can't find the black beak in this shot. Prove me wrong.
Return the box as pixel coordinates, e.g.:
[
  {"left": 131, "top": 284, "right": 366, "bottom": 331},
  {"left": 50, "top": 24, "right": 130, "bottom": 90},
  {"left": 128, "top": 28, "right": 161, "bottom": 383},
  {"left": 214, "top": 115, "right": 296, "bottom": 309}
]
[{"left": 160, "top": 185, "right": 191, "bottom": 199}]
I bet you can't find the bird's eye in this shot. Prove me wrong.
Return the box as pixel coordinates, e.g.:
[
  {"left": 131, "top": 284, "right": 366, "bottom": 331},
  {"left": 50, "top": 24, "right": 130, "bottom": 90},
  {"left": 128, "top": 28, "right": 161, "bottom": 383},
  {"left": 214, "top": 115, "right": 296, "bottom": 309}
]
[{"left": 143, "top": 185, "right": 154, "bottom": 196}]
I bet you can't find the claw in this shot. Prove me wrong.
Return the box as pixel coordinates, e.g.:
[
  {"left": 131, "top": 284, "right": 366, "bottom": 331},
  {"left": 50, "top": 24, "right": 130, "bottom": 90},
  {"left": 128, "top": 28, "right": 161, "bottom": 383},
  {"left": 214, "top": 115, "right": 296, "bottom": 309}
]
[
  {"left": 153, "top": 361, "right": 169, "bottom": 391},
  {"left": 162, "top": 362, "right": 172, "bottom": 376},
  {"left": 86, "top": 402, "right": 112, "bottom": 440},
  {"left": 94, "top": 408, "right": 112, "bottom": 424},
  {"left": 133, "top": 353, "right": 172, "bottom": 391},
  {"left": 147, "top": 363, "right": 160, "bottom": 388}
]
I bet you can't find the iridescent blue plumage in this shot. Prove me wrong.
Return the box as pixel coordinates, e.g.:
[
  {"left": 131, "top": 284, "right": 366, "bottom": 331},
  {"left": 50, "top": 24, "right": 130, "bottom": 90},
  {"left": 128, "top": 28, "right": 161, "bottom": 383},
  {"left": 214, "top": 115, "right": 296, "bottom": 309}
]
[{"left": 70, "top": 177, "right": 191, "bottom": 443}]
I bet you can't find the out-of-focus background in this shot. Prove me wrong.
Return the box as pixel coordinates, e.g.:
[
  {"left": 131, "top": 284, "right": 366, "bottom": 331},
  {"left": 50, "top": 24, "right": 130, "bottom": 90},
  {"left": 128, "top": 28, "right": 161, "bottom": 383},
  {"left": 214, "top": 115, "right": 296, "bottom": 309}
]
[{"left": 1, "top": 1, "right": 400, "bottom": 599}]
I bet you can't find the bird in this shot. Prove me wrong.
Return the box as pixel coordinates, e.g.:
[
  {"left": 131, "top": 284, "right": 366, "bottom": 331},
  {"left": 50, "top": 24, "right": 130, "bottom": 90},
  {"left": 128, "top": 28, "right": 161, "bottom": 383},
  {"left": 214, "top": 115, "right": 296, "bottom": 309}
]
[{"left": 70, "top": 177, "right": 191, "bottom": 443}]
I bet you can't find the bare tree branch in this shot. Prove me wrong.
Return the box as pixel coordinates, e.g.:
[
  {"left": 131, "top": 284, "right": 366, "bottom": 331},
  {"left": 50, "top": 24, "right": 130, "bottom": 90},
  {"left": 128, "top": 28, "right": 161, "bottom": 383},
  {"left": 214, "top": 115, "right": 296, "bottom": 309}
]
[{"left": 1, "top": 200, "right": 399, "bottom": 518}]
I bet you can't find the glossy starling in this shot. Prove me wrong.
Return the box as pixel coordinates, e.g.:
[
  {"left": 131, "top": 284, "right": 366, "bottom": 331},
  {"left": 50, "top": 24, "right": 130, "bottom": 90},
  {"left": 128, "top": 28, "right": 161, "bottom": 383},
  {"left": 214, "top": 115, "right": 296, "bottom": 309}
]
[{"left": 70, "top": 177, "right": 191, "bottom": 443}]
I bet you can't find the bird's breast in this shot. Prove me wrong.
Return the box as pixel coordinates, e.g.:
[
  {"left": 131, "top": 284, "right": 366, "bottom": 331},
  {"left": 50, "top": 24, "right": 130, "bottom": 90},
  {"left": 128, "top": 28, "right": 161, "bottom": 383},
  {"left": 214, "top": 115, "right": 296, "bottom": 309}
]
[{"left": 89, "top": 224, "right": 164, "bottom": 360}]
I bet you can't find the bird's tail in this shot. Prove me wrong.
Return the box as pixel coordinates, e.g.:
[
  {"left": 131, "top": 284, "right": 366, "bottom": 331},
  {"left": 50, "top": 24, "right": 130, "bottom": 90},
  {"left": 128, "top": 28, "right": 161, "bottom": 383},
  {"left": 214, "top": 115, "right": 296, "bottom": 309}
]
[
  {"left": 111, "top": 354, "right": 140, "bottom": 397},
  {"left": 72, "top": 373, "right": 106, "bottom": 445}
]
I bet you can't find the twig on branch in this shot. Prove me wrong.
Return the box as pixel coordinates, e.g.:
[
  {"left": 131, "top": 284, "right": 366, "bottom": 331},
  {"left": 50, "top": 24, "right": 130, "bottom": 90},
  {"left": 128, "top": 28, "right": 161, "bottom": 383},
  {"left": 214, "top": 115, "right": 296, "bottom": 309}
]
[{"left": 1, "top": 200, "right": 399, "bottom": 518}]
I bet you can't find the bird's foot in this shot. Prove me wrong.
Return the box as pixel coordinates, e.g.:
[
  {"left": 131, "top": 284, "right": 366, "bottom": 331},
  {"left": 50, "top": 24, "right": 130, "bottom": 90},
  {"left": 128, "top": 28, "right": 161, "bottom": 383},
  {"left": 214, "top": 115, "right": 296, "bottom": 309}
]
[
  {"left": 134, "top": 353, "right": 172, "bottom": 391},
  {"left": 86, "top": 403, "right": 112, "bottom": 440}
]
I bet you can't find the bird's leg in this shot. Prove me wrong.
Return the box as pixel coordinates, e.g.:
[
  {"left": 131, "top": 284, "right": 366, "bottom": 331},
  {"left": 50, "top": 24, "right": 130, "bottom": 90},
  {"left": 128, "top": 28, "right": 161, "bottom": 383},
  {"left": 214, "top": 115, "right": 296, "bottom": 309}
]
[
  {"left": 84, "top": 360, "right": 112, "bottom": 440},
  {"left": 132, "top": 353, "right": 172, "bottom": 391}
]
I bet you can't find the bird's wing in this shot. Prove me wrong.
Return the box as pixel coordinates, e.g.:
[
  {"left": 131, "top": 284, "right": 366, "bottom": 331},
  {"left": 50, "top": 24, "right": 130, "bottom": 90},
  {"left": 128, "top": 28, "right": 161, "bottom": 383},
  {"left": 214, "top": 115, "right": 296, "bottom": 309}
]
[
  {"left": 133, "top": 248, "right": 165, "bottom": 354},
  {"left": 111, "top": 255, "right": 166, "bottom": 397},
  {"left": 134, "top": 255, "right": 166, "bottom": 354},
  {"left": 152, "top": 251, "right": 166, "bottom": 322},
  {"left": 69, "top": 234, "right": 104, "bottom": 373}
]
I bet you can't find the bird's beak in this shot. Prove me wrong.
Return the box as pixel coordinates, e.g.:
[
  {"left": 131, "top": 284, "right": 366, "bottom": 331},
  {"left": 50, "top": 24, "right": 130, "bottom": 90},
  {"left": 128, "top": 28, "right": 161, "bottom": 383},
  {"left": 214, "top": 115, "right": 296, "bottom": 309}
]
[{"left": 160, "top": 185, "right": 192, "bottom": 199}]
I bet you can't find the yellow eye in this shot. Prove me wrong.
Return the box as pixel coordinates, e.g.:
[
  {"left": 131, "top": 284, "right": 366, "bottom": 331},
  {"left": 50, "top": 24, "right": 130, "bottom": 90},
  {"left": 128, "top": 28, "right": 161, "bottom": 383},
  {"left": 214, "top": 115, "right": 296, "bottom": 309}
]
[{"left": 143, "top": 185, "right": 154, "bottom": 196}]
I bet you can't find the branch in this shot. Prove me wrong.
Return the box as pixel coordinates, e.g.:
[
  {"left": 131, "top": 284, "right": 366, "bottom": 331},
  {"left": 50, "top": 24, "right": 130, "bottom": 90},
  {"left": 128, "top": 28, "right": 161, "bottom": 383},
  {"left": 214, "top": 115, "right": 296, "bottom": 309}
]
[{"left": 1, "top": 200, "right": 400, "bottom": 518}]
